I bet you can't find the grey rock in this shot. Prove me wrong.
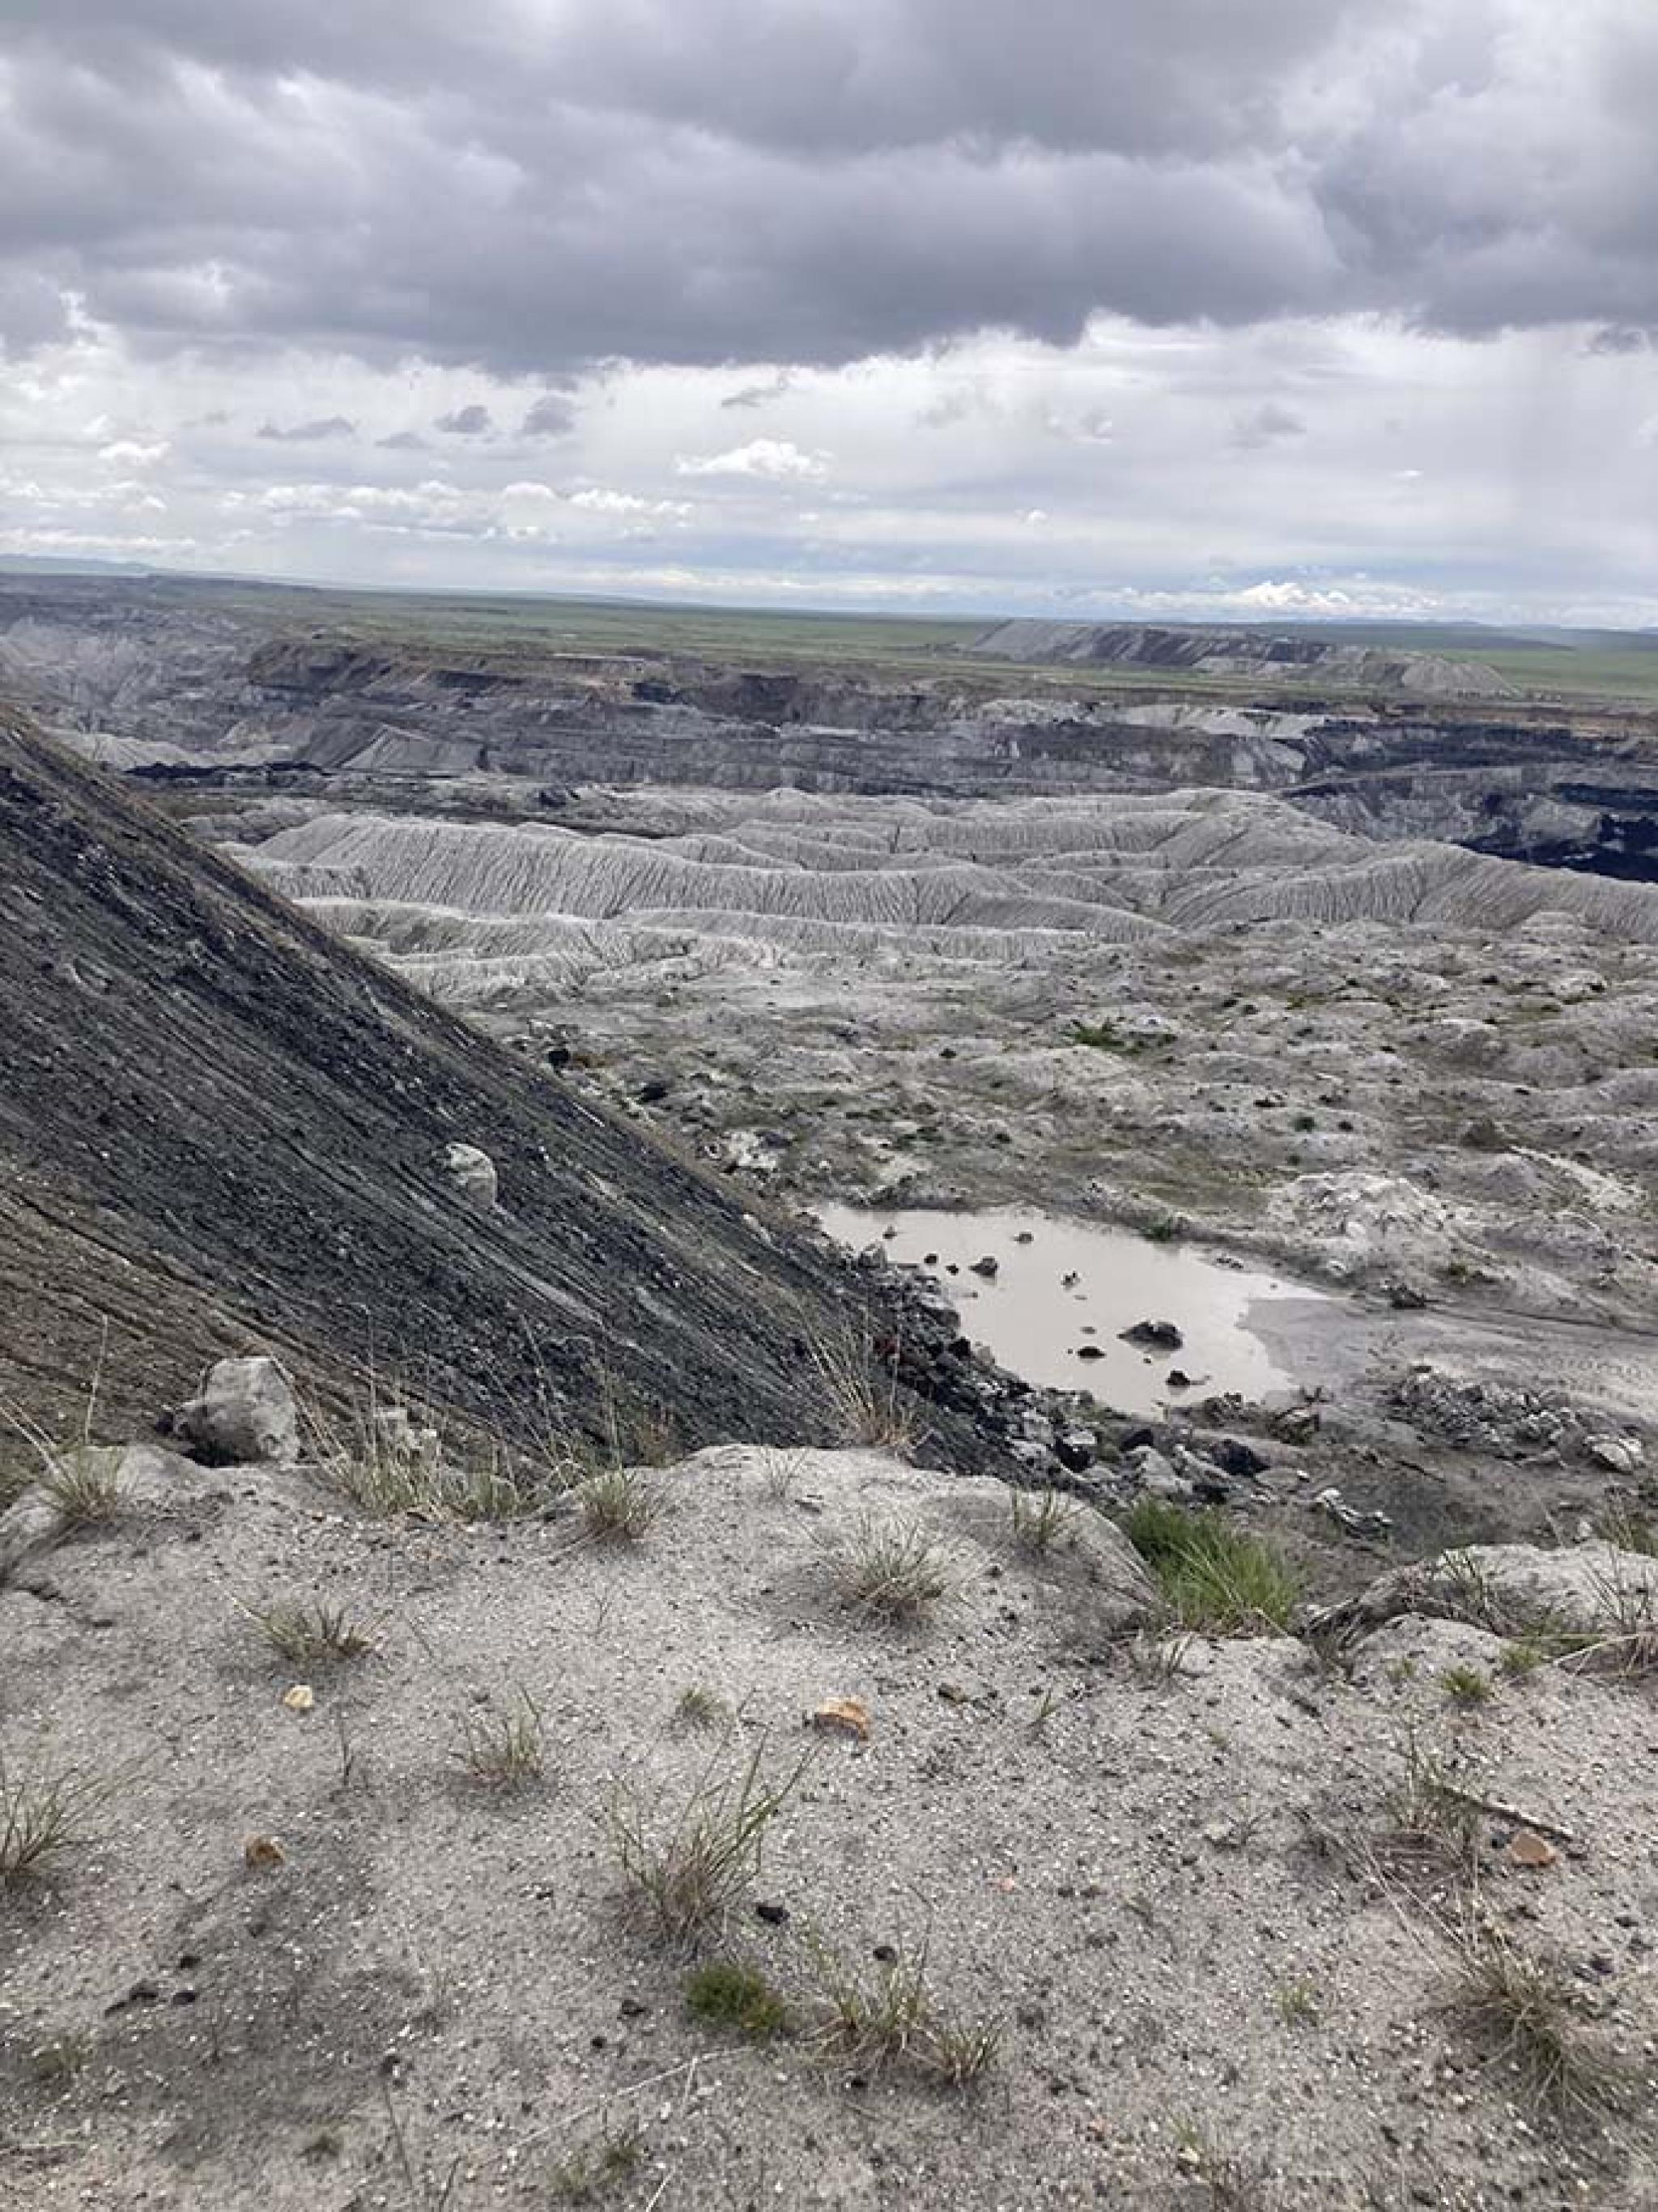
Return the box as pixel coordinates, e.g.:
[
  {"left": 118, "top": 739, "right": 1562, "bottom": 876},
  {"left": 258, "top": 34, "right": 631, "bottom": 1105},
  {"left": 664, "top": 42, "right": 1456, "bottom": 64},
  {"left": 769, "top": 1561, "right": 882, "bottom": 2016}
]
[
  {"left": 444, "top": 1141, "right": 500, "bottom": 1210},
  {"left": 171, "top": 1356, "right": 299, "bottom": 1465}
]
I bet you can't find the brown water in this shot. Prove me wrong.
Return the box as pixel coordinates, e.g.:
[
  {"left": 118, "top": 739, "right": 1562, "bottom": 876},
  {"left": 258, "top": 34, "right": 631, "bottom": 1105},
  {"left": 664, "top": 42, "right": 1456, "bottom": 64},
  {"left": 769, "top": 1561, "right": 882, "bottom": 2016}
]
[{"left": 817, "top": 1203, "right": 1325, "bottom": 1418}]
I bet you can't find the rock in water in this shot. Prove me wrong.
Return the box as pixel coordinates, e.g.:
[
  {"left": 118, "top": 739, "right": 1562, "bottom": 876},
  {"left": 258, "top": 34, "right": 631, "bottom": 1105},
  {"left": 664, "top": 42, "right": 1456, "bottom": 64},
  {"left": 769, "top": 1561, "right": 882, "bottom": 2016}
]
[
  {"left": 444, "top": 1142, "right": 500, "bottom": 1211},
  {"left": 171, "top": 1356, "right": 298, "bottom": 1465}
]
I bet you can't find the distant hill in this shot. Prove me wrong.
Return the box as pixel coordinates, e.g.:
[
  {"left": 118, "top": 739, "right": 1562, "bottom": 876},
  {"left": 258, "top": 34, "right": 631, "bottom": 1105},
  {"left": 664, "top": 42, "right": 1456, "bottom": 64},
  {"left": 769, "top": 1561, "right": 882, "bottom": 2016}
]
[{"left": 957, "top": 619, "right": 1518, "bottom": 700}]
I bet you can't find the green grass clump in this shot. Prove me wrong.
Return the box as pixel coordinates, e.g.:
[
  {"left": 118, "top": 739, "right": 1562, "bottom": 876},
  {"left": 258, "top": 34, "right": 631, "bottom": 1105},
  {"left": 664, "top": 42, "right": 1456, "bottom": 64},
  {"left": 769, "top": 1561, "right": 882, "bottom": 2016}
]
[
  {"left": 1008, "top": 1486, "right": 1082, "bottom": 1555},
  {"left": 1448, "top": 1930, "right": 1634, "bottom": 2121},
  {"left": 250, "top": 1597, "right": 374, "bottom": 1667},
  {"left": 1441, "top": 1662, "right": 1494, "bottom": 1708},
  {"left": 1123, "top": 1499, "right": 1299, "bottom": 1633},
  {"left": 808, "top": 1929, "right": 1000, "bottom": 2088},
  {"left": 684, "top": 1958, "right": 789, "bottom": 2039},
  {"left": 831, "top": 1512, "right": 956, "bottom": 1621}
]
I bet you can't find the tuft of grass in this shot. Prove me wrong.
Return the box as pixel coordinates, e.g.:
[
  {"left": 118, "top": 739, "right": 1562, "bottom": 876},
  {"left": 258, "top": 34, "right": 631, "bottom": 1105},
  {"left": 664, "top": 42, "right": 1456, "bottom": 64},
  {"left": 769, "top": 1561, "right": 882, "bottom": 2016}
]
[
  {"left": 39, "top": 1446, "right": 125, "bottom": 1529},
  {"left": 546, "top": 2121, "right": 644, "bottom": 2204},
  {"left": 610, "top": 1739, "right": 805, "bottom": 1943},
  {"left": 674, "top": 1683, "right": 729, "bottom": 1733},
  {"left": 453, "top": 1689, "right": 545, "bottom": 1788},
  {"left": 684, "top": 1957, "right": 789, "bottom": 2039},
  {"left": 1123, "top": 1499, "right": 1299, "bottom": 1634},
  {"left": 1446, "top": 1928, "right": 1634, "bottom": 2121},
  {"left": 0, "top": 1757, "right": 113, "bottom": 1888},
  {"left": 1141, "top": 1212, "right": 1184, "bottom": 1244},
  {"left": 1596, "top": 1502, "right": 1658, "bottom": 1558},
  {"left": 807, "top": 1928, "right": 1000, "bottom": 2088},
  {"left": 1441, "top": 1662, "right": 1494, "bottom": 1709},
  {"left": 1009, "top": 1486, "right": 1082, "bottom": 1555},
  {"left": 805, "top": 1318, "right": 917, "bottom": 1454},
  {"left": 831, "top": 1512, "right": 956, "bottom": 1622},
  {"left": 1275, "top": 1979, "right": 1320, "bottom": 2028},
  {"left": 576, "top": 1464, "right": 662, "bottom": 1542},
  {"left": 1371, "top": 1732, "right": 1482, "bottom": 1886},
  {"left": 249, "top": 1597, "right": 374, "bottom": 1667}
]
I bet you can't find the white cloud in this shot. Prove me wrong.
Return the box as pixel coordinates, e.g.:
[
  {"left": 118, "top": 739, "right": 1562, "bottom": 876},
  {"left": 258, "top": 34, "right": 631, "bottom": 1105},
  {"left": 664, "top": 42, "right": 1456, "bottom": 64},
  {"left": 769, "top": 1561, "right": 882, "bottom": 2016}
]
[
  {"left": 674, "top": 437, "right": 830, "bottom": 482},
  {"left": 97, "top": 438, "right": 169, "bottom": 468},
  {"left": 569, "top": 487, "right": 694, "bottom": 517}
]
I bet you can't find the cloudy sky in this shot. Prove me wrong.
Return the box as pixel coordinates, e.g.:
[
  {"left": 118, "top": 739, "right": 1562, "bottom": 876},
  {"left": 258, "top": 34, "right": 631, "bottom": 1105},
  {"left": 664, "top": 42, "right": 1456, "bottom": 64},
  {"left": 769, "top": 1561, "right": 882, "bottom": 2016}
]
[{"left": 2, "top": 0, "right": 1657, "bottom": 624}]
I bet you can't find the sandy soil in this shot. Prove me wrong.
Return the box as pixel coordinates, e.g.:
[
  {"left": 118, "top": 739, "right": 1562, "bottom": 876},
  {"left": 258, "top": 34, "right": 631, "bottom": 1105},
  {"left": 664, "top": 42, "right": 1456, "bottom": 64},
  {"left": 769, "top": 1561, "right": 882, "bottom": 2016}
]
[{"left": 3, "top": 1439, "right": 1655, "bottom": 2210}]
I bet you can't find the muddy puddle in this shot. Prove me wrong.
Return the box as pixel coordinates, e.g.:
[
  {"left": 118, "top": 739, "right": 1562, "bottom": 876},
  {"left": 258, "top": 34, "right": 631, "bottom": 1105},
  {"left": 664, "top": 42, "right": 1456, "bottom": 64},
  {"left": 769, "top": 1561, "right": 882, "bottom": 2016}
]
[{"left": 818, "top": 1202, "right": 1326, "bottom": 1418}]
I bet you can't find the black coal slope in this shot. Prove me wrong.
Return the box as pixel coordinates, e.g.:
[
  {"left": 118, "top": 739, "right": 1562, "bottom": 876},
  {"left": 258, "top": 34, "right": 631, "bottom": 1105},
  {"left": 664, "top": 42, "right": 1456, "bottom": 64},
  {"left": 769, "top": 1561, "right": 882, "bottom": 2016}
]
[{"left": 0, "top": 719, "right": 980, "bottom": 1461}]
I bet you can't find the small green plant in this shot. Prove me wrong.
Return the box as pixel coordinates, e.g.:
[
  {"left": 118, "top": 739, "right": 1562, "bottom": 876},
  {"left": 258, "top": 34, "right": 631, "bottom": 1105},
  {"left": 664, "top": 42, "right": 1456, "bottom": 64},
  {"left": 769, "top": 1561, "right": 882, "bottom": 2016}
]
[
  {"left": 1596, "top": 1503, "right": 1658, "bottom": 1558},
  {"left": 39, "top": 1446, "right": 125, "bottom": 1529},
  {"left": 577, "top": 1465, "right": 661, "bottom": 1543},
  {"left": 29, "top": 2031, "right": 92, "bottom": 2083},
  {"left": 684, "top": 1957, "right": 789, "bottom": 2039},
  {"left": 1447, "top": 1928, "right": 1633, "bottom": 2121},
  {"left": 1070, "top": 1019, "right": 1134, "bottom": 1053},
  {"left": 1275, "top": 1979, "right": 1320, "bottom": 2028},
  {"left": 674, "top": 1683, "right": 729, "bottom": 1733},
  {"left": 1441, "top": 1662, "right": 1494, "bottom": 1709},
  {"left": 831, "top": 1512, "right": 956, "bottom": 1622},
  {"left": 1499, "top": 1638, "right": 1546, "bottom": 1678},
  {"left": 807, "top": 1928, "right": 999, "bottom": 2087},
  {"left": 0, "top": 1757, "right": 112, "bottom": 1888},
  {"left": 453, "top": 1689, "right": 545, "bottom": 1787},
  {"left": 249, "top": 1597, "right": 374, "bottom": 1667},
  {"left": 759, "top": 1447, "right": 808, "bottom": 1500},
  {"left": 610, "top": 1738, "right": 805, "bottom": 1942},
  {"left": 546, "top": 2121, "right": 644, "bottom": 2204},
  {"left": 1009, "top": 1486, "right": 1081, "bottom": 1555},
  {"left": 1290, "top": 1112, "right": 1317, "bottom": 1134},
  {"left": 1123, "top": 1499, "right": 1299, "bottom": 1634},
  {"left": 1141, "top": 1212, "right": 1183, "bottom": 1244}
]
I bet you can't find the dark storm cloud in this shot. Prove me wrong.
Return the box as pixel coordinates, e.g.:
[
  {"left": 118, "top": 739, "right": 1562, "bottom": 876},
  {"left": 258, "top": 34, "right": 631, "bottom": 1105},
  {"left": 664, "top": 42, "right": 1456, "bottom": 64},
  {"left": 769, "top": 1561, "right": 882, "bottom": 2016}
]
[
  {"left": 0, "top": 0, "right": 1653, "bottom": 374},
  {"left": 521, "top": 393, "right": 576, "bottom": 436}
]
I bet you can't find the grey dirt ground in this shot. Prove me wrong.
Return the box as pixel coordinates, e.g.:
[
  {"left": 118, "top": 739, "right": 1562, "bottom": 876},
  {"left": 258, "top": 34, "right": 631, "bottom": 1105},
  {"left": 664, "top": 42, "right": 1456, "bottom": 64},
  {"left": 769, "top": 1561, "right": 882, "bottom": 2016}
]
[{"left": 2, "top": 1438, "right": 1656, "bottom": 2210}]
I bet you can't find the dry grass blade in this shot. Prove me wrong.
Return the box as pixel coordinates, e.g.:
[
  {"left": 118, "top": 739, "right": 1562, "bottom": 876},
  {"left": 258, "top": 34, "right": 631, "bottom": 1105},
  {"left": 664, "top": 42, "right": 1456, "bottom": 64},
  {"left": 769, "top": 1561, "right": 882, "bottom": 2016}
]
[
  {"left": 805, "top": 1317, "right": 917, "bottom": 1454},
  {"left": 39, "top": 1445, "right": 125, "bottom": 1529},
  {"left": 610, "top": 1738, "right": 806, "bottom": 1942},
  {"left": 1009, "top": 1485, "right": 1084, "bottom": 1554},
  {"left": 0, "top": 1756, "right": 114, "bottom": 1888},
  {"left": 577, "top": 1465, "right": 662, "bottom": 1543},
  {"left": 1446, "top": 1925, "right": 1635, "bottom": 2121},
  {"left": 1371, "top": 1732, "right": 1483, "bottom": 1887}
]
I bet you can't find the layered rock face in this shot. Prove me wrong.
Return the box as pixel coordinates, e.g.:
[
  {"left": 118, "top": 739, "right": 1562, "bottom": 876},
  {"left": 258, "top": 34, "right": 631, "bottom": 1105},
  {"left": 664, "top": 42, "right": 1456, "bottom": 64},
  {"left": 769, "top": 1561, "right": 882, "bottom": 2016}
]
[{"left": 0, "top": 718, "right": 1001, "bottom": 1464}]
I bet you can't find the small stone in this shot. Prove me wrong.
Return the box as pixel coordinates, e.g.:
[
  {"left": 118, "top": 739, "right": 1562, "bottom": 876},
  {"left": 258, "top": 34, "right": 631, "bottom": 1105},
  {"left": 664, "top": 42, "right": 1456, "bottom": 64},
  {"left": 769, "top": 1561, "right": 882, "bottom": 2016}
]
[{"left": 281, "top": 1684, "right": 315, "bottom": 1713}]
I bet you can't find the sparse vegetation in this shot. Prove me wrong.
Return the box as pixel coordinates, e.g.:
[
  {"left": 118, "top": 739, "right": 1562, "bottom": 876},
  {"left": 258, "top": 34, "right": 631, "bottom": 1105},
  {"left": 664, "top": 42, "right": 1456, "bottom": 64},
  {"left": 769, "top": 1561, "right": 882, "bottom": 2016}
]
[
  {"left": 1371, "top": 1732, "right": 1482, "bottom": 1885},
  {"left": 1123, "top": 1499, "right": 1299, "bottom": 1633},
  {"left": 545, "top": 2121, "right": 644, "bottom": 2204},
  {"left": 804, "top": 1317, "right": 917, "bottom": 1453},
  {"left": 0, "top": 1757, "right": 112, "bottom": 1888},
  {"left": 674, "top": 1683, "right": 729, "bottom": 1733},
  {"left": 610, "top": 1739, "right": 806, "bottom": 1942},
  {"left": 684, "top": 1956, "right": 789, "bottom": 2038},
  {"left": 29, "top": 2031, "right": 92, "bottom": 2083},
  {"left": 1009, "top": 1485, "right": 1082, "bottom": 1554},
  {"left": 453, "top": 1689, "right": 545, "bottom": 1787},
  {"left": 39, "top": 1445, "right": 125, "bottom": 1528},
  {"left": 831, "top": 1511, "right": 956, "bottom": 1621},
  {"left": 1441, "top": 1662, "right": 1494, "bottom": 1708},
  {"left": 1446, "top": 1926, "right": 1632, "bottom": 2121},
  {"left": 807, "top": 1928, "right": 1000, "bottom": 2087},
  {"left": 577, "top": 1464, "right": 662, "bottom": 1542},
  {"left": 249, "top": 1596, "right": 374, "bottom": 1667},
  {"left": 1275, "top": 1979, "right": 1320, "bottom": 2028}
]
